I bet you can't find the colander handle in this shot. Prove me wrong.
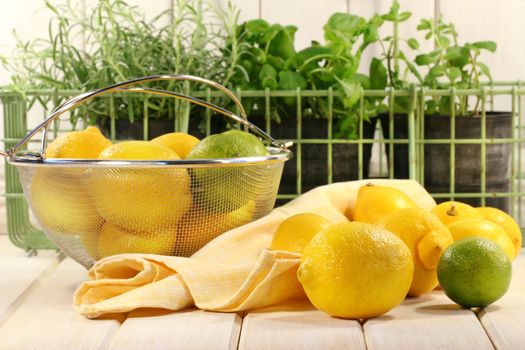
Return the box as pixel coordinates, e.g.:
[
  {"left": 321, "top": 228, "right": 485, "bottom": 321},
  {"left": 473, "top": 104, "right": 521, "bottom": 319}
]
[{"left": 1, "top": 75, "right": 292, "bottom": 158}]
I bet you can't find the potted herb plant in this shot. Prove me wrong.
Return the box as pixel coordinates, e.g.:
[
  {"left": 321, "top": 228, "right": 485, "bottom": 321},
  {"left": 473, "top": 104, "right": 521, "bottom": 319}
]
[
  {"left": 372, "top": 2, "right": 510, "bottom": 211},
  {"left": 415, "top": 17, "right": 511, "bottom": 211},
  {"left": 2, "top": 0, "right": 235, "bottom": 139},
  {"left": 224, "top": 13, "right": 384, "bottom": 194}
]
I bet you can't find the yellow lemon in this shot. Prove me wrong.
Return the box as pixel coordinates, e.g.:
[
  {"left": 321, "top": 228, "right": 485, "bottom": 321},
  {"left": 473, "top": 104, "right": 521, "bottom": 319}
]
[
  {"left": 270, "top": 213, "right": 333, "bottom": 254},
  {"left": 378, "top": 208, "right": 454, "bottom": 296},
  {"left": 447, "top": 219, "right": 516, "bottom": 260},
  {"left": 431, "top": 201, "right": 483, "bottom": 226},
  {"left": 476, "top": 207, "right": 522, "bottom": 259},
  {"left": 176, "top": 200, "right": 256, "bottom": 256},
  {"left": 151, "top": 132, "right": 200, "bottom": 159},
  {"left": 97, "top": 222, "right": 176, "bottom": 258},
  {"left": 91, "top": 141, "right": 192, "bottom": 232},
  {"left": 352, "top": 183, "right": 417, "bottom": 223},
  {"left": 297, "top": 222, "right": 413, "bottom": 319},
  {"left": 45, "top": 126, "right": 112, "bottom": 158},
  {"left": 30, "top": 168, "right": 104, "bottom": 236}
]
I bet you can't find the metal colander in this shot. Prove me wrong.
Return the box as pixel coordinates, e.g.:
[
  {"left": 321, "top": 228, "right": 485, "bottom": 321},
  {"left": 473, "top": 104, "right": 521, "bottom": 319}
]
[{"left": 3, "top": 75, "right": 291, "bottom": 268}]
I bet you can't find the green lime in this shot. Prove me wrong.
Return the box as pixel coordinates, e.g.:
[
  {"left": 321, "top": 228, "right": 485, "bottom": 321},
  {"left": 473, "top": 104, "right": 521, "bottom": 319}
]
[
  {"left": 187, "top": 130, "right": 268, "bottom": 212},
  {"left": 437, "top": 237, "right": 512, "bottom": 308}
]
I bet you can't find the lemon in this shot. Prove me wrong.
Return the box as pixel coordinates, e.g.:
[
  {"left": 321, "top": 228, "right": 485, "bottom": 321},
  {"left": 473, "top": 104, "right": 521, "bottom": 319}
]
[
  {"left": 378, "top": 208, "right": 454, "bottom": 296},
  {"left": 91, "top": 141, "right": 192, "bottom": 232},
  {"left": 438, "top": 237, "right": 512, "bottom": 308},
  {"left": 352, "top": 184, "right": 417, "bottom": 223},
  {"left": 30, "top": 168, "right": 104, "bottom": 236},
  {"left": 45, "top": 126, "right": 112, "bottom": 158},
  {"left": 431, "top": 201, "right": 483, "bottom": 226},
  {"left": 476, "top": 207, "right": 522, "bottom": 259},
  {"left": 297, "top": 222, "right": 413, "bottom": 319},
  {"left": 176, "top": 200, "right": 256, "bottom": 255},
  {"left": 97, "top": 222, "right": 176, "bottom": 258},
  {"left": 447, "top": 219, "right": 516, "bottom": 260},
  {"left": 270, "top": 213, "right": 333, "bottom": 254},
  {"left": 187, "top": 130, "right": 268, "bottom": 213},
  {"left": 151, "top": 132, "right": 200, "bottom": 159}
]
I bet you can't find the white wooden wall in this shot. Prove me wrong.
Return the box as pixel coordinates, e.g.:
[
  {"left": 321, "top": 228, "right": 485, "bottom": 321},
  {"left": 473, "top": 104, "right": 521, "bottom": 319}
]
[{"left": 1, "top": 0, "right": 525, "bottom": 84}]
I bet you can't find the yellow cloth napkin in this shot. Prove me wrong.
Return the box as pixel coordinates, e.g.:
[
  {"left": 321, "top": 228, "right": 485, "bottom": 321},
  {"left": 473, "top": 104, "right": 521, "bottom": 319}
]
[{"left": 74, "top": 179, "right": 435, "bottom": 318}]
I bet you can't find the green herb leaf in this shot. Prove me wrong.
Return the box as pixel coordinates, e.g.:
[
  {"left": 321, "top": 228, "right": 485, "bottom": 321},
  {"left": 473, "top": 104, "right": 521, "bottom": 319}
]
[
  {"left": 369, "top": 57, "right": 387, "bottom": 89},
  {"left": 259, "top": 64, "right": 277, "bottom": 89},
  {"left": 407, "top": 38, "right": 419, "bottom": 50},
  {"left": 415, "top": 50, "right": 440, "bottom": 65},
  {"left": 323, "top": 13, "right": 367, "bottom": 51},
  {"left": 447, "top": 67, "right": 461, "bottom": 81},
  {"left": 267, "top": 28, "right": 296, "bottom": 59},
  {"left": 477, "top": 62, "right": 492, "bottom": 79},
  {"left": 417, "top": 19, "right": 432, "bottom": 31},
  {"left": 428, "top": 65, "right": 446, "bottom": 78},
  {"left": 335, "top": 77, "right": 362, "bottom": 109},
  {"left": 472, "top": 41, "right": 497, "bottom": 52}
]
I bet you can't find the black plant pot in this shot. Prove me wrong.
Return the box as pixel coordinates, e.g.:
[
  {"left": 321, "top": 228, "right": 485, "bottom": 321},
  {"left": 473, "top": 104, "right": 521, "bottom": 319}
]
[
  {"left": 379, "top": 112, "right": 513, "bottom": 212},
  {"left": 250, "top": 116, "right": 377, "bottom": 202}
]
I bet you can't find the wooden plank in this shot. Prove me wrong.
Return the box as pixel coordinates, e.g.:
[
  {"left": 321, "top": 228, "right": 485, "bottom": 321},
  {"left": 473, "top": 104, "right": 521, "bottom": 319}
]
[
  {"left": 260, "top": 0, "right": 348, "bottom": 50},
  {"left": 0, "top": 236, "right": 60, "bottom": 323},
  {"left": 109, "top": 308, "right": 242, "bottom": 350},
  {"left": 238, "top": 300, "right": 366, "bottom": 350},
  {"left": 364, "top": 291, "right": 494, "bottom": 350},
  {"left": 0, "top": 258, "right": 123, "bottom": 350},
  {"left": 477, "top": 250, "right": 525, "bottom": 349}
]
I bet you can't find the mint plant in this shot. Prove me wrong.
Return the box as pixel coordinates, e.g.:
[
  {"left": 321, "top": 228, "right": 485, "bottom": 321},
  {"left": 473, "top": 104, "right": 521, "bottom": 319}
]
[{"left": 415, "top": 17, "right": 497, "bottom": 115}]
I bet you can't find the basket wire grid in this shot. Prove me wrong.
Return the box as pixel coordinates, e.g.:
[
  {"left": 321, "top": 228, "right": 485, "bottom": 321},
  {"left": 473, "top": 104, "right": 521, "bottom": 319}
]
[
  {"left": 0, "top": 76, "right": 290, "bottom": 266},
  {"left": 1, "top": 81, "right": 525, "bottom": 254}
]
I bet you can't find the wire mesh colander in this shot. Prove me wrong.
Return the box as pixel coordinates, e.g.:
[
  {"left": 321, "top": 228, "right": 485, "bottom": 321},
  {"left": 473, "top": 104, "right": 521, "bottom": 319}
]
[{"left": 3, "top": 75, "right": 291, "bottom": 268}]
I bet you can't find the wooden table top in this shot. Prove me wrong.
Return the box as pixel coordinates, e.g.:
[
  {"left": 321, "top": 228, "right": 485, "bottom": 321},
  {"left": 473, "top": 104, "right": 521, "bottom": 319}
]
[{"left": 0, "top": 236, "right": 523, "bottom": 350}]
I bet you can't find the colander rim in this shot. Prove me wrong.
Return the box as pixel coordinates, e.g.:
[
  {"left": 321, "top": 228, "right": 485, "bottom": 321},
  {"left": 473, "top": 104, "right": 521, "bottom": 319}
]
[{"left": 8, "top": 146, "right": 291, "bottom": 168}]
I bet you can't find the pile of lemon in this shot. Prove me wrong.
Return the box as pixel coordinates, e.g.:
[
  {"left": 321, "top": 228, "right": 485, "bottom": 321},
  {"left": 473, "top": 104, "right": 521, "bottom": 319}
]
[
  {"left": 271, "top": 184, "right": 520, "bottom": 319},
  {"left": 31, "top": 126, "right": 265, "bottom": 259}
]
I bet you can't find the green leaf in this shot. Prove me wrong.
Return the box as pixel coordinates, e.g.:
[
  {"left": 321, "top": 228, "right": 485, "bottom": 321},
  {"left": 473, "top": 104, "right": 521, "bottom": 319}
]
[
  {"left": 267, "top": 28, "right": 296, "bottom": 59},
  {"left": 417, "top": 19, "right": 432, "bottom": 31},
  {"left": 447, "top": 67, "right": 461, "bottom": 81},
  {"left": 407, "top": 38, "right": 419, "bottom": 50},
  {"left": 472, "top": 41, "right": 497, "bottom": 52},
  {"left": 438, "top": 35, "right": 450, "bottom": 48},
  {"left": 397, "top": 12, "right": 412, "bottom": 22},
  {"left": 369, "top": 57, "right": 387, "bottom": 89},
  {"left": 279, "top": 70, "right": 307, "bottom": 105},
  {"left": 415, "top": 51, "right": 440, "bottom": 65},
  {"left": 259, "top": 64, "right": 277, "bottom": 89},
  {"left": 335, "top": 78, "right": 362, "bottom": 109},
  {"left": 278, "top": 70, "right": 307, "bottom": 90},
  {"left": 428, "top": 65, "right": 446, "bottom": 78},
  {"left": 323, "top": 13, "right": 367, "bottom": 50},
  {"left": 477, "top": 62, "right": 492, "bottom": 79},
  {"left": 445, "top": 46, "right": 470, "bottom": 67},
  {"left": 244, "top": 19, "right": 270, "bottom": 37}
]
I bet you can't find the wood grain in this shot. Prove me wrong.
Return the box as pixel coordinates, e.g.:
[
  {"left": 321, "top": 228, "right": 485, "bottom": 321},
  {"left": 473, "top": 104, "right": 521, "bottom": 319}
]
[
  {"left": 0, "top": 236, "right": 60, "bottom": 324},
  {"left": 238, "top": 299, "right": 366, "bottom": 350},
  {"left": 0, "top": 258, "right": 122, "bottom": 350},
  {"left": 364, "top": 291, "right": 495, "bottom": 350},
  {"left": 478, "top": 250, "right": 525, "bottom": 349},
  {"left": 109, "top": 308, "right": 242, "bottom": 350}
]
